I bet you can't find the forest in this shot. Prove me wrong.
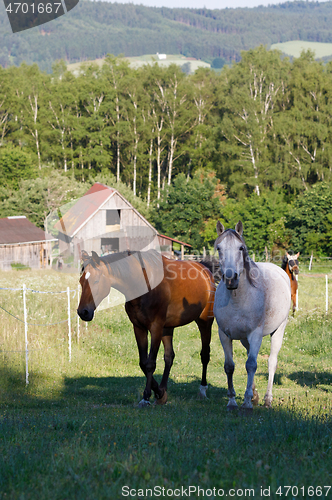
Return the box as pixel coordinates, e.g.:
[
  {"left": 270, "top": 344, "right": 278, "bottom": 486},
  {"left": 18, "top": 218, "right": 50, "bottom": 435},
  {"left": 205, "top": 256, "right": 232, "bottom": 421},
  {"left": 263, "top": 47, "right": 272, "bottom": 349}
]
[
  {"left": 3, "top": 1, "right": 332, "bottom": 71},
  {"left": 0, "top": 46, "right": 332, "bottom": 257}
]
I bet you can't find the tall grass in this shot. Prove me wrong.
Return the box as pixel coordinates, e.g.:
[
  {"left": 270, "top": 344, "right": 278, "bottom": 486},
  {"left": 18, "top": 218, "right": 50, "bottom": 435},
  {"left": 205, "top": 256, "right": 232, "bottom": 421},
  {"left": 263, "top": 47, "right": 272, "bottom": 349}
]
[{"left": 0, "top": 269, "right": 331, "bottom": 499}]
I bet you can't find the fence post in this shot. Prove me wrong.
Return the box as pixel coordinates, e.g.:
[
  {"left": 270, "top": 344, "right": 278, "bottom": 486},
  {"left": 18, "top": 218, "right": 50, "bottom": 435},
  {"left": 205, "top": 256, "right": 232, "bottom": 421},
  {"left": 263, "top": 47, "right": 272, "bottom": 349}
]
[
  {"left": 67, "top": 287, "right": 71, "bottom": 362},
  {"left": 77, "top": 284, "right": 80, "bottom": 344},
  {"left": 23, "top": 284, "right": 29, "bottom": 385},
  {"left": 309, "top": 251, "right": 313, "bottom": 271},
  {"left": 326, "top": 275, "right": 328, "bottom": 315}
]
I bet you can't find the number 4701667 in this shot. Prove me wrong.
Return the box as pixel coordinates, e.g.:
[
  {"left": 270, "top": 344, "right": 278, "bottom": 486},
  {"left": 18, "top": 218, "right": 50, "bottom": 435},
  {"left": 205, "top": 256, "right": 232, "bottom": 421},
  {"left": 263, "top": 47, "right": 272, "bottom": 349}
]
[
  {"left": 276, "top": 486, "right": 331, "bottom": 497},
  {"left": 5, "top": 3, "right": 62, "bottom": 14}
]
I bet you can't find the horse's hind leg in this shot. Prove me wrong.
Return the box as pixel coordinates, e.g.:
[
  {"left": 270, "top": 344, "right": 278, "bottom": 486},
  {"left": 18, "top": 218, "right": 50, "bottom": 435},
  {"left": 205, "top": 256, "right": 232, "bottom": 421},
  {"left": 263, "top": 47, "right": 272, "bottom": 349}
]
[
  {"left": 240, "top": 338, "right": 259, "bottom": 405},
  {"left": 155, "top": 328, "right": 175, "bottom": 405},
  {"left": 219, "top": 328, "right": 237, "bottom": 410},
  {"left": 196, "top": 318, "right": 212, "bottom": 399},
  {"left": 264, "top": 319, "right": 287, "bottom": 408}
]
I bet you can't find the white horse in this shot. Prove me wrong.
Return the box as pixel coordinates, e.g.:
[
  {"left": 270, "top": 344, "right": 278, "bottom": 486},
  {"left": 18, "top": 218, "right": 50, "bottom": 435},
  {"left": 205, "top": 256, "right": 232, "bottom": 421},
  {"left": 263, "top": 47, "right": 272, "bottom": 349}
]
[{"left": 213, "top": 221, "right": 291, "bottom": 410}]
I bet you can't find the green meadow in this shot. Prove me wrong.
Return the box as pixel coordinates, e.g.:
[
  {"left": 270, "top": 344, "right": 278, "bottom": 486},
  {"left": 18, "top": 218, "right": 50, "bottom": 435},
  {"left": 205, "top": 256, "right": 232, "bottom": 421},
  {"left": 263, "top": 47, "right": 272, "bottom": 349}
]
[
  {"left": 270, "top": 40, "right": 332, "bottom": 59},
  {"left": 0, "top": 268, "right": 331, "bottom": 499}
]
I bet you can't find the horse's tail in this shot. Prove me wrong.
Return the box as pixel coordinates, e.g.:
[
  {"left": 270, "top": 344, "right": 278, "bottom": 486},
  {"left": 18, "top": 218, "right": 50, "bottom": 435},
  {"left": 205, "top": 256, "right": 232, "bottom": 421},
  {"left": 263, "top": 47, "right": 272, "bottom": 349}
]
[{"left": 199, "top": 256, "right": 222, "bottom": 284}]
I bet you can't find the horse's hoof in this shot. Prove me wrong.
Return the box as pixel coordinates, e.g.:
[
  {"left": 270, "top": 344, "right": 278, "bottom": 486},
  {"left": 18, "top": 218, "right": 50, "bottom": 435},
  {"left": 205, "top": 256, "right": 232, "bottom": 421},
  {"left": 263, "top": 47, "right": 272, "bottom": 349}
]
[
  {"left": 227, "top": 404, "right": 239, "bottom": 411},
  {"left": 240, "top": 405, "right": 253, "bottom": 415},
  {"left": 198, "top": 384, "right": 208, "bottom": 399},
  {"left": 252, "top": 389, "right": 259, "bottom": 406},
  {"left": 264, "top": 399, "right": 272, "bottom": 409},
  {"left": 155, "top": 390, "right": 168, "bottom": 405},
  {"left": 138, "top": 399, "right": 151, "bottom": 408}
]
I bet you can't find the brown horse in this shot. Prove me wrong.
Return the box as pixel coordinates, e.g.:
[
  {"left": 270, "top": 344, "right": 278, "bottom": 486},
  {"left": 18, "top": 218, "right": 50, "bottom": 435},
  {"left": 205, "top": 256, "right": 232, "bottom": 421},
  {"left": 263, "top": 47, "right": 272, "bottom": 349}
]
[
  {"left": 77, "top": 250, "right": 215, "bottom": 407},
  {"left": 281, "top": 252, "right": 299, "bottom": 314}
]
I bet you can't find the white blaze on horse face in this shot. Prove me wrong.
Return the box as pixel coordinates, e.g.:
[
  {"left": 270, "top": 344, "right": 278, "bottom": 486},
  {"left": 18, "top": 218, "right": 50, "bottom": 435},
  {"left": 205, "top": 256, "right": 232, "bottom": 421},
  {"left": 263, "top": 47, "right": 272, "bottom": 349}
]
[
  {"left": 85, "top": 271, "right": 91, "bottom": 280},
  {"left": 217, "top": 236, "right": 244, "bottom": 285}
]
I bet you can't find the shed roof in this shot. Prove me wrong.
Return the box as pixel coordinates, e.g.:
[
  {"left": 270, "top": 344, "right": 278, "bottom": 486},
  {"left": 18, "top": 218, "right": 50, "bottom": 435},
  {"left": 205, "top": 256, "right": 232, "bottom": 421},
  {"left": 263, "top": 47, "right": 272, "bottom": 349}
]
[
  {"left": 158, "top": 234, "right": 192, "bottom": 247},
  {"left": 0, "top": 216, "right": 55, "bottom": 245}
]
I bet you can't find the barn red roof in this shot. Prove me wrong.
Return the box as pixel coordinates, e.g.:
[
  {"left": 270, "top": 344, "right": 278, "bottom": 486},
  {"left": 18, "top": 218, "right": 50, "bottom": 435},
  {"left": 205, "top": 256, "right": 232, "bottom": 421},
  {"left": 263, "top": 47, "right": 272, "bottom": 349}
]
[
  {"left": 0, "top": 216, "right": 55, "bottom": 245},
  {"left": 55, "top": 183, "right": 115, "bottom": 237}
]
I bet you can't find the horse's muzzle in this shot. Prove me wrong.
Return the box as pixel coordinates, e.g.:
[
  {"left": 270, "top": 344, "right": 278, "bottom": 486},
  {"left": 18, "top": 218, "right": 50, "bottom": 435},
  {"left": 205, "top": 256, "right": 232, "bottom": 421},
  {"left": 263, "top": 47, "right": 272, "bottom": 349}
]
[
  {"left": 223, "top": 271, "right": 239, "bottom": 290},
  {"left": 77, "top": 308, "right": 94, "bottom": 321},
  {"left": 225, "top": 279, "right": 239, "bottom": 290}
]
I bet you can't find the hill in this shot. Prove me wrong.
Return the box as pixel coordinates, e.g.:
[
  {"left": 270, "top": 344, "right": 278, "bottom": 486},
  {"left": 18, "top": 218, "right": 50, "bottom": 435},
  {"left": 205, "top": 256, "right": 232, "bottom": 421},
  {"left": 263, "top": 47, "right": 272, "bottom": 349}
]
[
  {"left": 2, "top": 1, "right": 332, "bottom": 71},
  {"left": 67, "top": 54, "right": 211, "bottom": 75},
  {"left": 270, "top": 40, "right": 332, "bottom": 59}
]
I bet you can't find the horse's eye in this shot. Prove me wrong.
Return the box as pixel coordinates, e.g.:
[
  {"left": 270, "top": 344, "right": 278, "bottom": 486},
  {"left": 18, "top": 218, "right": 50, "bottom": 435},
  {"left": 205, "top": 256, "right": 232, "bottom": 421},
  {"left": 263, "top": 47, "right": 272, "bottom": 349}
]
[{"left": 239, "top": 246, "right": 244, "bottom": 251}]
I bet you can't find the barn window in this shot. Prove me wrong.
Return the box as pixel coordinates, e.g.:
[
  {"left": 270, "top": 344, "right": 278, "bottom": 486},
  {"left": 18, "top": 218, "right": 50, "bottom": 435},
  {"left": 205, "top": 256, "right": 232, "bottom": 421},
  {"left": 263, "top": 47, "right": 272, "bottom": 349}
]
[
  {"left": 106, "top": 210, "right": 120, "bottom": 226},
  {"left": 101, "top": 238, "right": 119, "bottom": 253}
]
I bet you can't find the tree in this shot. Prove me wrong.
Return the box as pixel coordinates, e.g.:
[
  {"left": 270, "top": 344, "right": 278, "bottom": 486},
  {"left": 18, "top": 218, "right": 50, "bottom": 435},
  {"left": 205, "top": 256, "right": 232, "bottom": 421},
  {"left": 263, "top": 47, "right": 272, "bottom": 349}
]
[
  {"left": 0, "top": 146, "right": 37, "bottom": 189},
  {"left": 287, "top": 182, "right": 332, "bottom": 256},
  {"left": 214, "top": 190, "right": 290, "bottom": 256},
  {"left": 215, "top": 46, "right": 291, "bottom": 198},
  {"left": 0, "top": 171, "right": 86, "bottom": 231},
  {"left": 151, "top": 170, "right": 223, "bottom": 250}
]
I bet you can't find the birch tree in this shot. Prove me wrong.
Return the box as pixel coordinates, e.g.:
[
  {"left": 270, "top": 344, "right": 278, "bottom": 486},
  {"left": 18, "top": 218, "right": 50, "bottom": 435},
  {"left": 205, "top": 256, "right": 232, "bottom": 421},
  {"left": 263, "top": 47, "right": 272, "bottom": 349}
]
[{"left": 217, "top": 47, "right": 290, "bottom": 197}]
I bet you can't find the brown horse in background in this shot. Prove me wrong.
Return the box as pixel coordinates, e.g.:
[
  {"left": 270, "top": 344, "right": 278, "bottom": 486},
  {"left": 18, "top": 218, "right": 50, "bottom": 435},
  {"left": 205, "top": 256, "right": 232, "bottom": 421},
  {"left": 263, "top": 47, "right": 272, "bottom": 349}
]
[
  {"left": 281, "top": 252, "right": 299, "bottom": 314},
  {"left": 77, "top": 250, "right": 215, "bottom": 407}
]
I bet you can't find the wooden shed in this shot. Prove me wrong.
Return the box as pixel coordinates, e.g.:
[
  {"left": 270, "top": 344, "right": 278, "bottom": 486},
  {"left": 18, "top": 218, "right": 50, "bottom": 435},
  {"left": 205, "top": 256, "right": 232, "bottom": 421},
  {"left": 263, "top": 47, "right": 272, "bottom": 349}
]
[
  {"left": 0, "top": 216, "right": 56, "bottom": 271},
  {"left": 55, "top": 183, "right": 192, "bottom": 264}
]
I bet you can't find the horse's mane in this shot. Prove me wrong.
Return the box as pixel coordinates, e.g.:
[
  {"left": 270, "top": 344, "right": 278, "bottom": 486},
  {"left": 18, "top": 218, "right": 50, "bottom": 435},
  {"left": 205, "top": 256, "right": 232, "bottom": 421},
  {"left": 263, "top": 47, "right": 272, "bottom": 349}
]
[
  {"left": 200, "top": 256, "right": 222, "bottom": 284},
  {"left": 103, "top": 249, "right": 162, "bottom": 279},
  {"left": 81, "top": 251, "right": 130, "bottom": 273},
  {"left": 82, "top": 249, "right": 163, "bottom": 289},
  {"left": 214, "top": 229, "right": 258, "bottom": 287},
  {"left": 281, "top": 255, "right": 288, "bottom": 271}
]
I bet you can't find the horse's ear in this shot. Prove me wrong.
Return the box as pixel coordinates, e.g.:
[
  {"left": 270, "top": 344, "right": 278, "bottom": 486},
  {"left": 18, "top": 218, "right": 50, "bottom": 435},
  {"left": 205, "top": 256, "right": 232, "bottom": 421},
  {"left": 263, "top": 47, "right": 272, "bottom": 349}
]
[
  {"left": 91, "top": 251, "right": 101, "bottom": 264},
  {"left": 286, "top": 252, "right": 290, "bottom": 259},
  {"left": 296, "top": 252, "right": 300, "bottom": 258},
  {"left": 216, "top": 221, "right": 225, "bottom": 236},
  {"left": 81, "top": 250, "right": 89, "bottom": 262},
  {"left": 235, "top": 220, "right": 243, "bottom": 236}
]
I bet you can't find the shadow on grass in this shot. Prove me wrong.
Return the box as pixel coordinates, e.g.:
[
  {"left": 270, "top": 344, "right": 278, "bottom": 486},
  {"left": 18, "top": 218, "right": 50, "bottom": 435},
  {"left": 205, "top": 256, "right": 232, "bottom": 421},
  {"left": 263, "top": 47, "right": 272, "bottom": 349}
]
[
  {"left": 62, "top": 374, "right": 229, "bottom": 407},
  {"left": 288, "top": 370, "right": 332, "bottom": 390},
  {"left": 0, "top": 363, "right": 228, "bottom": 408},
  {"left": 1, "top": 365, "right": 332, "bottom": 498}
]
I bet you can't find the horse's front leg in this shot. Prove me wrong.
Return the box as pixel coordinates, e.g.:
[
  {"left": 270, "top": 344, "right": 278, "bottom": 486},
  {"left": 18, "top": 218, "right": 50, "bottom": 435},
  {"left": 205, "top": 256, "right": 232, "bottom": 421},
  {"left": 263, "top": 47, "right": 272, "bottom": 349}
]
[
  {"left": 242, "top": 329, "right": 263, "bottom": 410},
  {"left": 264, "top": 319, "right": 287, "bottom": 408},
  {"left": 219, "top": 329, "right": 237, "bottom": 410},
  {"left": 156, "top": 328, "right": 175, "bottom": 405},
  {"left": 196, "top": 318, "right": 212, "bottom": 399},
  {"left": 141, "top": 323, "right": 164, "bottom": 405},
  {"left": 133, "top": 325, "right": 161, "bottom": 407},
  {"left": 240, "top": 338, "right": 259, "bottom": 405}
]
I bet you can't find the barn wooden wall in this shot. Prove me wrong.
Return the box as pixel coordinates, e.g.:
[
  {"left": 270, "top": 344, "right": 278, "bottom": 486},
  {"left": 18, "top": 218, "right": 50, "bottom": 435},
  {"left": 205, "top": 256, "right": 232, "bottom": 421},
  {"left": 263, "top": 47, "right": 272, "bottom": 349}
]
[{"left": 0, "top": 242, "right": 51, "bottom": 270}]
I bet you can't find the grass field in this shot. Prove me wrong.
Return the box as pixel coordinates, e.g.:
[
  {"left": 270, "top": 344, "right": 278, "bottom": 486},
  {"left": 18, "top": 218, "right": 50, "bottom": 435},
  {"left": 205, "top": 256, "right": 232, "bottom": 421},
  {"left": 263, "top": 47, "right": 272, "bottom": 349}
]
[
  {"left": 0, "top": 268, "right": 332, "bottom": 499},
  {"left": 270, "top": 40, "right": 332, "bottom": 59},
  {"left": 67, "top": 54, "right": 210, "bottom": 76}
]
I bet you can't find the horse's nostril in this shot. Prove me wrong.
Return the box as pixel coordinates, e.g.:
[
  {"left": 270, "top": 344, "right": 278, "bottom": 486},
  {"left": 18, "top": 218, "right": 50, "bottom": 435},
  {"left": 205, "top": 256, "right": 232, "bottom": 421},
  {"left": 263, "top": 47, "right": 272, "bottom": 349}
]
[
  {"left": 234, "top": 273, "right": 238, "bottom": 280},
  {"left": 225, "top": 269, "right": 233, "bottom": 279}
]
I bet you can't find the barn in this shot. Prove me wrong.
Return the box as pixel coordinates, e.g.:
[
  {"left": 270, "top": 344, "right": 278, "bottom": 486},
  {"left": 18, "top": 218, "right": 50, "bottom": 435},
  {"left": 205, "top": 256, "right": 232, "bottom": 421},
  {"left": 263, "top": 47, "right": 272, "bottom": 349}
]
[
  {"left": 0, "top": 216, "right": 56, "bottom": 271},
  {"left": 55, "top": 183, "right": 191, "bottom": 264}
]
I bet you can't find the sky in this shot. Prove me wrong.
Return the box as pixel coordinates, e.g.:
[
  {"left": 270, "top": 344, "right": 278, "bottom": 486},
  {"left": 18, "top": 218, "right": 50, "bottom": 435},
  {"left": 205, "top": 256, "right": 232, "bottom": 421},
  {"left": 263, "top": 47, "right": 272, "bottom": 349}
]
[{"left": 102, "top": 0, "right": 290, "bottom": 9}]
